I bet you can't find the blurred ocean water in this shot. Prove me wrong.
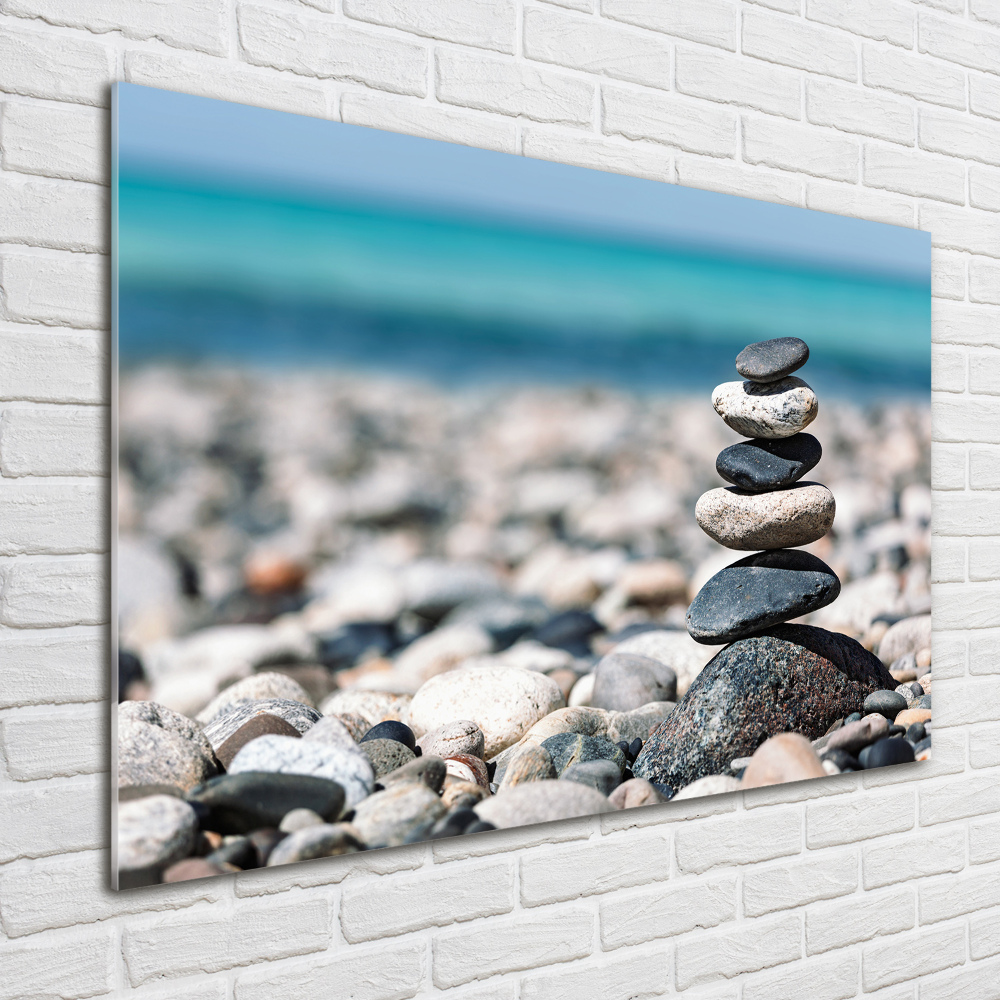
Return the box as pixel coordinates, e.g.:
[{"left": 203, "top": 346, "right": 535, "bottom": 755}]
[{"left": 117, "top": 174, "right": 930, "bottom": 397}]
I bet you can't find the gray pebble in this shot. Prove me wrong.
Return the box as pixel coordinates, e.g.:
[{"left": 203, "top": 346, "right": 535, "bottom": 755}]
[
  {"left": 118, "top": 795, "right": 198, "bottom": 888},
  {"left": 360, "top": 738, "right": 416, "bottom": 778},
  {"left": 351, "top": 783, "right": 445, "bottom": 848},
  {"left": 560, "top": 759, "right": 623, "bottom": 796},
  {"left": 267, "top": 823, "right": 364, "bottom": 865},
  {"left": 591, "top": 653, "right": 677, "bottom": 712},
  {"left": 202, "top": 698, "right": 321, "bottom": 751}
]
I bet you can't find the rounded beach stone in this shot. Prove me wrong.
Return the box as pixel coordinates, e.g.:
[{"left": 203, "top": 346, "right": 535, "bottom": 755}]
[
  {"left": 382, "top": 755, "right": 447, "bottom": 793},
  {"left": 318, "top": 690, "right": 412, "bottom": 729},
  {"left": 824, "top": 714, "right": 889, "bottom": 756},
  {"left": 408, "top": 665, "right": 565, "bottom": 757},
  {"left": 561, "top": 759, "right": 623, "bottom": 796},
  {"left": 735, "top": 337, "right": 809, "bottom": 382},
  {"left": 360, "top": 720, "right": 416, "bottom": 751},
  {"left": 119, "top": 701, "right": 214, "bottom": 758},
  {"left": 877, "top": 614, "right": 932, "bottom": 666},
  {"left": 541, "top": 732, "right": 628, "bottom": 775},
  {"left": 591, "top": 652, "right": 677, "bottom": 712},
  {"left": 118, "top": 795, "right": 198, "bottom": 887},
  {"left": 863, "top": 690, "right": 908, "bottom": 720},
  {"left": 187, "top": 772, "right": 346, "bottom": 835},
  {"left": 227, "top": 735, "right": 374, "bottom": 807},
  {"left": 695, "top": 482, "right": 835, "bottom": 551},
  {"left": 417, "top": 720, "right": 486, "bottom": 760},
  {"left": 443, "top": 753, "right": 490, "bottom": 790},
  {"left": 279, "top": 808, "right": 324, "bottom": 833},
  {"left": 686, "top": 549, "right": 841, "bottom": 644},
  {"left": 894, "top": 708, "right": 932, "bottom": 728},
  {"left": 859, "top": 737, "right": 916, "bottom": 769},
  {"left": 741, "top": 733, "right": 826, "bottom": 789},
  {"left": 162, "top": 858, "right": 232, "bottom": 882},
  {"left": 608, "top": 629, "right": 720, "bottom": 698},
  {"left": 716, "top": 433, "right": 821, "bottom": 493},
  {"left": 118, "top": 717, "right": 219, "bottom": 793},
  {"left": 633, "top": 624, "right": 894, "bottom": 790},
  {"left": 608, "top": 777, "right": 664, "bottom": 809},
  {"left": 673, "top": 774, "right": 742, "bottom": 800},
  {"left": 712, "top": 377, "right": 818, "bottom": 439},
  {"left": 360, "top": 738, "right": 416, "bottom": 778},
  {"left": 202, "top": 699, "right": 321, "bottom": 751},
  {"left": 215, "top": 714, "right": 301, "bottom": 770},
  {"left": 196, "top": 672, "right": 315, "bottom": 724},
  {"left": 351, "top": 782, "right": 446, "bottom": 848},
  {"left": 499, "top": 744, "right": 558, "bottom": 789},
  {"left": 474, "top": 779, "right": 615, "bottom": 829},
  {"left": 266, "top": 823, "right": 364, "bottom": 865}
]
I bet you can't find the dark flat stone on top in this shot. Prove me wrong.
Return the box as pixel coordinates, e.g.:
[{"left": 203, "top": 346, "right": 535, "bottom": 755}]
[
  {"left": 736, "top": 337, "right": 809, "bottom": 382},
  {"left": 716, "top": 433, "right": 821, "bottom": 492}
]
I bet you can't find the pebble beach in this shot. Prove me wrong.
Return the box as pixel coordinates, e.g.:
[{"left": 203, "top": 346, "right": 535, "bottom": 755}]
[{"left": 116, "top": 346, "right": 932, "bottom": 886}]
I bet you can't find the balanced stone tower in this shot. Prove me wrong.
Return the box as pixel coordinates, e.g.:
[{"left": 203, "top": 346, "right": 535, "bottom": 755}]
[
  {"left": 632, "top": 338, "right": 895, "bottom": 793},
  {"left": 686, "top": 336, "right": 841, "bottom": 643}
]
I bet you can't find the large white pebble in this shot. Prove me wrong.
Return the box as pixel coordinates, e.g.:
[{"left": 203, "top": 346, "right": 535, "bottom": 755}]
[
  {"left": 712, "top": 377, "right": 817, "bottom": 439},
  {"left": 409, "top": 665, "right": 565, "bottom": 757}
]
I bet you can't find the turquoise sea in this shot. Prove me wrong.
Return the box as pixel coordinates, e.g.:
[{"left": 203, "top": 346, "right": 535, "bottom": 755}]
[{"left": 117, "top": 173, "right": 931, "bottom": 398}]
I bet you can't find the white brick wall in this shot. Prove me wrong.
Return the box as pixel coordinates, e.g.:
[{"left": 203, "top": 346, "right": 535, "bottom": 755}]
[{"left": 0, "top": 2, "right": 996, "bottom": 998}]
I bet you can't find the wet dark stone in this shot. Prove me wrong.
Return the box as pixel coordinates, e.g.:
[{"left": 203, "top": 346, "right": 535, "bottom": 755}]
[
  {"left": 541, "top": 733, "right": 628, "bottom": 775},
  {"left": 561, "top": 759, "right": 623, "bottom": 796},
  {"left": 845, "top": 712, "right": 862, "bottom": 724},
  {"left": 715, "top": 433, "right": 822, "bottom": 492},
  {"left": 360, "top": 720, "right": 416, "bottom": 751},
  {"left": 919, "top": 694, "right": 932, "bottom": 710},
  {"left": 686, "top": 550, "right": 841, "bottom": 644},
  {"left": 863, "top": 690, "right": 908, "bottom": 719},
  {"left": 633, "top": 625, "right": 894, "bottom": 790},
  {"left": 119, "top": 650, "right": 146, "bottom": 700},
  {"left": 215, "top": 713, "right": 301, "bottom": 769},
  {"left": 735, "top": 337, "right": 809, "bottom": 382},
  {"left": 318, "top": 622, "right": 397, "bottom": 670},
  {"left": 905, "top": 722, "right": 926, "bottom": 744},
  {"left": 629, "top": 738, "right": 643, "bottom": 761},
  {"left": 531, "top": 610, "right": 603, "bottom": 657},
  {"left": 188, "top": 772, "right": 345, "bottom": 835},
  {"left": 914, "top": 736, "right": 932, "bottom": 755},
  {"left": 650, "top": 783, "right": 675, "bottom": 800},
  {"left": 886, "top": 725, "right": 906, "bottom": 738},
  {"left": 823, "top": 748, "right": 861, "bottom": 772},
  {"left": 206, "top": 836, "right": 257, "bottom": 870},
  {"left": 859, "top": 737, "right": 916, "bottom": 769}
]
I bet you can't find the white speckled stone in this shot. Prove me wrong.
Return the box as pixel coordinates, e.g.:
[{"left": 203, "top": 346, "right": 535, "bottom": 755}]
[
  {"left": 712, "top": 377, "right": 818, "bottom": 439},
  {"left": 118, "top": 795, "right": 198, "bottom": 878}
]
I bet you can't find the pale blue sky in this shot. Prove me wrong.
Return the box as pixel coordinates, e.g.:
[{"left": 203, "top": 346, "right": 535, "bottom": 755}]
[{"left": 115, "top": 83, "right": 930, "bottom": 283}]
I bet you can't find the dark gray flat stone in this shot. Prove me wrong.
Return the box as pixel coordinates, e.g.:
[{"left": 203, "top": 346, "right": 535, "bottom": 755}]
[
  {"left": 735, "top": 337, "right": 809, "bottom": 382},
  {"left": 716, "top": 433, "right": 821, "bottom": 492}
]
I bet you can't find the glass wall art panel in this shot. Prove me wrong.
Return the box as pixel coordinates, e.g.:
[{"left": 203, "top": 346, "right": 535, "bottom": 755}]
[{"left": 112, "top": 83, "right": 931, "bottom": 889}]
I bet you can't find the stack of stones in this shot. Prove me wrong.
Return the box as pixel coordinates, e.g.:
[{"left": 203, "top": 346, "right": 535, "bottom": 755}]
[{"left": 687, "top": 336, "right": 840, "bottom": 642}]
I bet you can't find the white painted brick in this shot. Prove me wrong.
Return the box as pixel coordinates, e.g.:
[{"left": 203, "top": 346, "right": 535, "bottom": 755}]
[
  {"left": 675, "top": 809, "right": 801, "bottom": 873},
  {"left": 920, "top": 865, "right": 1000, "bottom": 924},
  {"left": 971, "top": 815, "right": 1000, "bottom": 863},
  {"left": 970, "top": 348, "right": 1000, "bottom": 395},
  {"left": 0, "top": 774, "right": 101, "bottom": 863},
  {"left": 344, "top": 0, "right": 516, "bottom": 53},
  {"left": 436, "top": 49, "right": 592, "bottom": 124},
  {"left": 342, "top": 90, "right": 517, "bottom": 153},
  {"left": 676, "top": 46, "right": 801, "bottom": 118},
  {"left": 600, "top": 788, "right": 738, "bottom": 834},
  {"left": 806, "top": 0, "right": 914, "bottom": 47},
  {"left": 932, "top": 301, "right": 1000, "bottom": 348},
  {"left": 970, "top": 912, "right": 1000, "bottom": 960},
  {"left": 1, "top": 701, "right": 105, "bottom": 779},
  {"left": 675, "top": 913, "right": 802, "bottom": 990},
  {"left": 864, "top": 144, "right": 965, "bottom": 203},
  {"left": 601, "top": 0, "right": 737, "bottom": 50},
  {"left": 932, "top": 443, "right": 966, "bottom": 490},
  {"left": 920, "top": 957, "right": 1000, "bottom": 999},
  {"left": 932, "top": 536, "right": 965, "bottom": 582},
  {"left": 523, "top": 6, "right": 671, "bottom": 90},
  {"left": 921, "top": 106, "right": 1000, "bottom": 167},
  {"left": 749, "top": 0, "right": 802, "bottom": 11},
  {"left": 0, "top": 849, "right": 224, "bottom": 937},
  {"left": 340, "top": 858, "right": 514, "bottom": 941},
  {"left": 433, "top": 907, "right": 594, "bottom": 988},
  {"left": 4, "top": 0, "right": 227, "bottom": 56},
  {"left": 970, "top": 256, "right": 1000, "bottom": 304},
  {"left": 743, "top": 10, "right": 858, "bottom": 81},
  {"left": 807, "top": 78, "right": 914, "bottom": 144},
  {"left": 932, "top": 253, "right": 967, "bottom": 302},
  {"left": 863, "top": 44, "right": 966, "bottom": 110},
  {"left": 970, "top": 630, "right": 1000, "bottom": 674},
  {"left": 124, "top": 49, "right": 329, "bottom": 119},
  {"left": 922, "top": 202, "right": 1000, "bottom": 258},
  {"left": 932, "top": 584, "right": 1000, "bottom": 630},
  {"left": 807, "top": 789, "right": 914, "bottom": 847},
  {"left": 522, "top": 125, "right": 670, "bottom": 180},
  {"left": 970, "top": 163, "right": 1000, "bottom": 213},
  {"left": 0, "top": 25, "right": 112, "bottom": 106},
  {"left": 742, "top": 769, "right": 856, "bottom": 808},
  {"left": 0, "top": 925, "right": 114, "bottom": 1000},
  {"left": 0, "top": 404, "right": 106, "bottom": 476},
  {"left": 931, "top": 677, "right": 1000, "bottom": 724},
  {"left": 971, "top": 445, "right": 1000, "bottom": 485},
  {"left": 743, "top": 116, "right": 859, "bottom": 182},
  {"left": 0, "top": 554, "right": 106, "bottom": 627},
  {"left": 862, "top": 924, "right": 966, "bottom": 991},
  {"left": 600, "top": 873, "right": 737, "bottom": 950},
  {"left": 540, "top": 0, "right": 592, "bottom": 10},
  {"left": 971, "top": 71, "right": 1000, "bottom": 120},
  {"left": 972, "top": 0, "right": 1000, "bottom": 27},
  {"left": 805, "top": 181, "right": 914, "bottom": 227},
  {"left": 743, "top": 851, "right": 858, "bottom": 916},
  {"left": 935, "top": 494, "right": 1000, "bottom": 534},
  {"left": 920, "top": 773, "right": 1000, "bottom": 825},
  {"left": 233, "top": 943, "right": 424, "bottom": 1000},
  {"left": 0, "top": 480, "right": 104, "bottom": 555},
  {"left": 0, "top": 251, "right": 106, "bottom": 329},
  {"left": 919, "top": 12, "right": 1000, "bottom": 75},
  {"left": 519, "top": 946, "right": 670, "bottom": 1000},
  {"left": 676, "top": 156, "right": 802, "bottom": 205},
  {"left": 432, "top": 816, "right": 591, "bottom": 861},
  {"left": 602, "top": 87, "right": 737, "bottom": 156},
  {"left": 0, "top": 626, "right": 104, "bottom": 708},
  {"left": 742, "top": 951, "right": 860, "bottom": 1000},
  {"left": 124, "top": 898, "right": 331, "bottom": 986},
  {"left": 805, "top": 885, "right": 915, "bottom": 954},
  {"left": 0, "top": 100, "right": 105, "bottom": 184},
  {"left": 864, "top": 826, "right": 966, "bottom": 889},
  {"left": 521, "top": 830, "right": 670, "bottom": 905},
  {"left": 238, "top": 4, "right": 427, "bottom": 97},
  {"left": 0, "top": 323, "right": 104, "bottom": 403}
]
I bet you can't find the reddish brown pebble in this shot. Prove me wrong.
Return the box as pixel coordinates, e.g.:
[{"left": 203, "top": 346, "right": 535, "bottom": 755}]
[
  {"left": 215, "top": 713, "right": 302, "bottom": 769},
  {"left": 244, "top": 552, "right": 307, "bottom": 595},
  {"left": 443, "top": 753, "right": 490, "bottom": 789},
  {"left": 741, "top": 733, "right": 826, "bottom": 789},
  {"left": 163, "top": 858, "right": 231, "bottom": 882}
]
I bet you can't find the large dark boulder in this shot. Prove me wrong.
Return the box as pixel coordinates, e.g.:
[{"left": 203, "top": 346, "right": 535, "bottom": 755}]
[{"left": 633, "top": 625, "right": 894, "bottom": 790}]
